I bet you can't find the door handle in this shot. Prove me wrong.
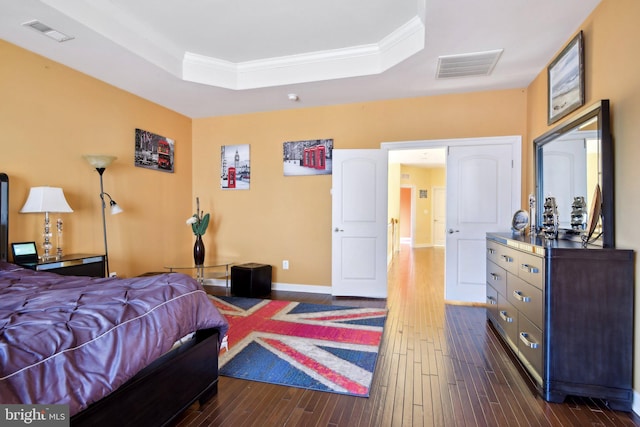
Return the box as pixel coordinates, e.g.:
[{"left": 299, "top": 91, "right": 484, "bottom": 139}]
[
  {"left": 447, "top": 228, "right": 460, "bottom": 234},
  {"left": 334, "top": 227, "right": 344, "bottom": 232}
]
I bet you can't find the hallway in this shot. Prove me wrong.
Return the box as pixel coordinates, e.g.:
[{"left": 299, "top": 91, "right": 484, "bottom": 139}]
[{"left": 176, "top": 247, "right": 640, "bottom": 426}]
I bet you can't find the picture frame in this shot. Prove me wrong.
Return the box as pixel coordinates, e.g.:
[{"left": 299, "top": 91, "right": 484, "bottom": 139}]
[
  {"left": 548, "top": 31, "right": 585, "bottom": 125},
  {"left": 221, "top": 144, "right": 250, "bottom": 190},
  {"left": 283, "top": 139, "right": 333, "bottom": 176},
  {"left": 511, "top": 209, "right": 529, "bottom": 235},
  {"left": 134, "top": 128, "right": 175, "bottom": 173}
]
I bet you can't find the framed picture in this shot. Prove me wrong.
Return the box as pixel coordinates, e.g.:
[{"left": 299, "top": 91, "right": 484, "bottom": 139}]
[
  {"left": 221, "top": 144, "right": 250, "bottom": 189},
  {"left": 511, "top": 209, "right": 529, "bottom": 234},
  {"left": 283, "top": 139, "right": 333, "bottom": 176},
  {"left": 134, "top": 128, "right": 175, "bottom": 173},
  {"left": 548, "top": 31, "right": 585, "bottom": 125}
]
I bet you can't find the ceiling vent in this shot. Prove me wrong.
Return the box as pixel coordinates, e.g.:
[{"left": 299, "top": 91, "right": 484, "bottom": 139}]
[
  {"left": 436, "top": 49, "right": 503, "bottom": 79},
  {"left": 22, "top": 20, "right": 74, "bottom": 43}
]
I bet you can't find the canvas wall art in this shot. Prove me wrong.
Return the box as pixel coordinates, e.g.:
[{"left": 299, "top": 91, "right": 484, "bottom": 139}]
[
  {"left": 134, "top": 128, "right": 175, "bottom": 173},
  {"left": 283, "top": 139, "right": 333, "bottom": 176},
  {"left": 548, "top": 31, "right": 584, "bottom": 124},
  {"left": 221, "top": 144, "right": 250, "bottom": 189}
]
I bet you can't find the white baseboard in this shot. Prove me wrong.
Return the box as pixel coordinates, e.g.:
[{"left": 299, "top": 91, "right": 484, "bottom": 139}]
[
  {"left": 203, "top": 279, "right": 331, "bottom": 295},
  {"left": 632, "top": 389, "right": 640, "bottom": 416},
  {"left": 272, "top": 282, "right": 332, "bottom": 294}
]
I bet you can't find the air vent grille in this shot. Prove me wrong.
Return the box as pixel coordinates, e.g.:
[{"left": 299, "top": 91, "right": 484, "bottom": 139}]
[
  {"left": 436, "top": 49, "right": 503, "bottom": 79},
  {"left": 22, "top": 20, "right": 74, "bottom": 43}
]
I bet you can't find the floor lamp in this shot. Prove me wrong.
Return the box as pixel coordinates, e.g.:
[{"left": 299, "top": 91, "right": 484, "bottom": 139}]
[{"left": 84, "top": 155, "right": 123, "bottom": 277}]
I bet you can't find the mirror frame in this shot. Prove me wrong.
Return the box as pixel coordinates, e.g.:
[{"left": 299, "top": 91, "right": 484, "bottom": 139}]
[{"left": 534, "top": 99, "right": 613, "bottom": 247}]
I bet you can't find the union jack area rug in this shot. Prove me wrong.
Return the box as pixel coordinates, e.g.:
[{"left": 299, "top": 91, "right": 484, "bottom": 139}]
[{"left": 210, "top": 295, "right": 387, "bottom": 397}]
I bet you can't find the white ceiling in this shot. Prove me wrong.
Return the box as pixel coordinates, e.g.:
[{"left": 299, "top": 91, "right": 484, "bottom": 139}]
[{"left": 1, "top": 0, "right": 600, "bottom": 119}]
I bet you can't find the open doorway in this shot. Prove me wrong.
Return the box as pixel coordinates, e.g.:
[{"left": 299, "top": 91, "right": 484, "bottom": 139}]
[
  {"left": 389, "top": 148, "right": 447, "bottom": 249},
  {"left": 385, "top": 136, "right": 521, "bottom": 303}
]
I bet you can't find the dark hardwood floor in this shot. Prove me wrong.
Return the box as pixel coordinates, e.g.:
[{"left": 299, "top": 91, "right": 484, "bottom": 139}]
[{"left": 173, "top": 247, "right": 640, "bottom": 426}]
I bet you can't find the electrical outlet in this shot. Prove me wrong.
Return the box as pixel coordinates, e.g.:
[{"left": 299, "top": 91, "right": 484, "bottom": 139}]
[
  {"left": 282, "top": 260, "right": 289, "bottom": 270},
  {"left": 109, "top": 272, "right": 117, "bottom": 278}
]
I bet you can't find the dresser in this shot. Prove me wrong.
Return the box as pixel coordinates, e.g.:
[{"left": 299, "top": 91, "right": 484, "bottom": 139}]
[{"left": 485, "top": 232, "right": 633, "bottom": 411}]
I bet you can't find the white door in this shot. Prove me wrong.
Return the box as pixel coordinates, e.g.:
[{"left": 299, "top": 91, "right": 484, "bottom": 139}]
[
  {"left": 331, "top": 149, "right": 388, "bottom": 298},
  {"left": 432, "top": 186, "right": 446, "bottom": 246},
  {"left": 445, "top": 144, "right": 516, "bottom": 302}
]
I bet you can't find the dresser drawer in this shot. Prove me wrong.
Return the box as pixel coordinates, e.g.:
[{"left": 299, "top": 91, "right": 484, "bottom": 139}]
[
  {"left": 487, "top": 241, "right": 519, "bottom": 275},
  {"left": 486, "top": 260, "right": 507, "bottom": 296},
  {"left": 517, "top": 251, "right": 543, "bottom": 289},
  {"left": 486, "top": 284, "right": 499, "bottom": 323},
  {"left": 486, "top": 240, "right": 502, "bottom": 265},
  {"left": 518, "top": 315, "right": 543, "bottom": 384},
  {"left": 497, "top": 296, "right": 518, "bottom": 351},
  {"left": 507, "top": 273, "right": 543, "bottom": 329}
]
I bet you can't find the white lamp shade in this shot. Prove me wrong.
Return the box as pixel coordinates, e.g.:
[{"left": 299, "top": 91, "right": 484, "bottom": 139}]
[
  {"left": 20, "top": 187, "right": 74, "bottom": 213},
  {"left": 110, "top": 202, "right": 123, "bottom": 215}
]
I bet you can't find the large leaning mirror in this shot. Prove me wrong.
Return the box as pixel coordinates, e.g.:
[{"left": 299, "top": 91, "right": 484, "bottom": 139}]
[{"left": 534, "top": 99, "right": 614, "bottom": 247}]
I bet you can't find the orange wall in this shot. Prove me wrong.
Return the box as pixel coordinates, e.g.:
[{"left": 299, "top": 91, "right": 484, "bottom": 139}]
[
  {"left": 0, "top": 39, "right": 194, "bottom": 277},
  {"left": 0, "top": 38, "right": 526, "bottom": 285},
  {"left": 526, "top": 0, "right": 640, "bottom": 395},
  {"left": 193, "top": 90, "right": 526, "bottom": 286}
]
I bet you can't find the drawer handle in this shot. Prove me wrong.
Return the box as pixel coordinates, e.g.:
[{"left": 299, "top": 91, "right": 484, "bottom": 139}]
[
  {"left": 520, "top": 263, "right": 539, "bottom": 274},
  {"left": 499, "top": 310, "right": 513, "bottom": 323},
  {"left": 487, "top": 296, "right": 497, "bottom": 305},
  {"left": 519, "top": 332, "right": 539, "bottom": 349},
  {"left": 489, "top": 272, "right": 501, "bottom": 281},
  {"left": 487, "top": 248, "right": 496, "bottom": 255},
  {"left": 513, "top": 290, "right": 531, "bottom": 303},
  {"left": 500, "top": 254, "right": 513, "bottom": 263}
]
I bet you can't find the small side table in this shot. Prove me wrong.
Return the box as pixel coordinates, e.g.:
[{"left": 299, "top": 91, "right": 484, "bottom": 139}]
[
  {"left": 231, "top": 263, "right": 272, "bottom": 297},
  {"left": 164, "top": 259, "right": 234, "bottom": 286}
]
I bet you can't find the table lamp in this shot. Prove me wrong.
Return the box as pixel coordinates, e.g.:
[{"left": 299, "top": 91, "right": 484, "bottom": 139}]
[{"left": 20, "top": 186, "right": 73, "bottom": 260}]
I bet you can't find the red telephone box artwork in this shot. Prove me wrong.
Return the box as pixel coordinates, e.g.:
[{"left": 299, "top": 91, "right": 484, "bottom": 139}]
[
  {"left": 221, "top": 144, "right": 250, "bottom": 190},
  {"left": 228, "top": 167, "right": 236, "bottom": 188},
  {"left": 283, "top": 139, "right": 333, "bottom": 176}
]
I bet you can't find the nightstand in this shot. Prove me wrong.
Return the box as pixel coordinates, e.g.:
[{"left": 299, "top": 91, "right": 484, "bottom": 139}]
[{"left": 25, "top": 254, "right": 106, "bottom": 277}]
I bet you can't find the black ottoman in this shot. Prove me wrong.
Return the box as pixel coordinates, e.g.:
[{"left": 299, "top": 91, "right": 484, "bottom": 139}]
[{"left": 231, "top": 263, "right": 272, "bottom": 297}]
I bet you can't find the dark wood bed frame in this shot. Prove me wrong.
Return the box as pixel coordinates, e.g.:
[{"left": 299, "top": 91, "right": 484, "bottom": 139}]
[{"left": 0, "top": 173, "right": 222, "bottom": 427}]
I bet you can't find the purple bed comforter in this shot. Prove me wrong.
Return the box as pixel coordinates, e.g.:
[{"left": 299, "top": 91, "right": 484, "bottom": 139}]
[{"left": 0, "top": 262, "right": 228, "bottom": 415}]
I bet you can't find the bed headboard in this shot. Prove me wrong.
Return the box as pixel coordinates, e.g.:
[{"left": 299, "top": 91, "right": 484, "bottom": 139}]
[{"left": 1, "top": 173, "right": 8, "bottom": 261}]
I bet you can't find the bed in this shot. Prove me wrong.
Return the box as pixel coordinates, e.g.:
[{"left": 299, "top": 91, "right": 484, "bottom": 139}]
[{"left": 0, "top": 173, "right": 229, "bottom": 426}]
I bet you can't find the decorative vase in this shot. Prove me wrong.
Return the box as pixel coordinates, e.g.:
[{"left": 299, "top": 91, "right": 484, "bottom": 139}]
[{"left": 193, "top": 235, "right": 205, "bottom": 266}]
